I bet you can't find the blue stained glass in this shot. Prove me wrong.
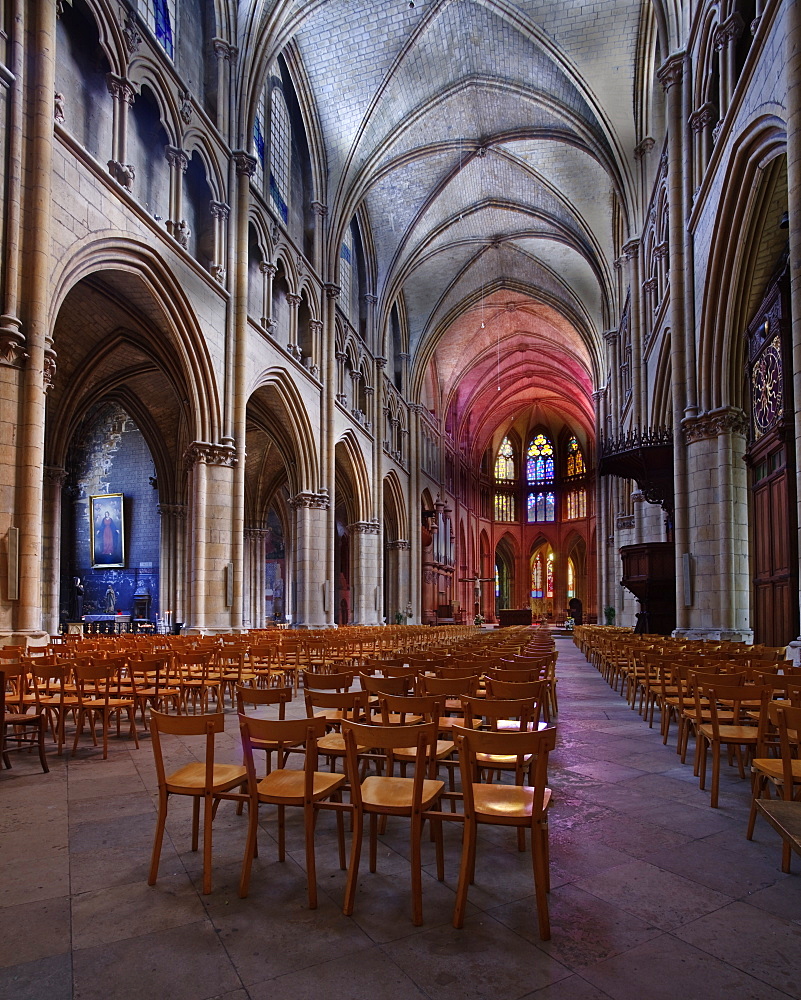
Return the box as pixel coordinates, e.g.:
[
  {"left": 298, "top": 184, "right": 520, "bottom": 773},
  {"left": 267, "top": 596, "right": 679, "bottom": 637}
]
[
  {"left": 253, "top": 117, "right": 265, "bottom": 164},
  {"left": 154, "top": 0, "right": 174, "bottom": 58},
  {"left": 269, "top": 174, "right": 288, "bottom": 222},
  {"left": 341, "top": 243, "right": 352, "bottom": 264},
  {"left": 544, "top": 456, "right": 554, "bottom": 479},
  {"left": 546, "top": 492, "right": 555, "bottom": 521}
]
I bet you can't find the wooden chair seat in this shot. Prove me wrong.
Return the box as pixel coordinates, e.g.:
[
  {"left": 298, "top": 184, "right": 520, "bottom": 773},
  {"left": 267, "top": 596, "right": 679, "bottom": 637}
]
[
  {"left": 472, "top": 782, "right": 553, "bottom": 821},
  {"left": 253, "top": 767, "right": 346, "bottom": 805},
  {"left": 164, "top": 760, "right": 248, "bottom": 794},
  {"left": 360, "top": 774, "right": 444, "bottom": 810}
]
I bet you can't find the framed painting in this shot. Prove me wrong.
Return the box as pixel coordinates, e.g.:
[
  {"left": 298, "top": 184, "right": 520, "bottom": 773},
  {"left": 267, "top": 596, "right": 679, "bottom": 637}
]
[{"left": 90, "top": 494, "right": 125, "bottom": 568}]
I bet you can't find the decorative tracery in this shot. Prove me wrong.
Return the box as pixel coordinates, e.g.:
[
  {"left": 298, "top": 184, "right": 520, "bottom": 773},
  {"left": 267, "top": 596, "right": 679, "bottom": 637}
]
[
  {"left": 566, "top": 436, "right": 585, "bottom": 477},
  {"left": 527, "top": 434, "right": 554, "bottom": 482},
  {"left": 495, "top": 437, "right": 515, "bottom": 480}
]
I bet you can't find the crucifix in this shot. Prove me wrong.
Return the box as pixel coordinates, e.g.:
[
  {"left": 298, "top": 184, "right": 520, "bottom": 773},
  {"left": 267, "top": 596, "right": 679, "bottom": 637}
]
[{"left": 458, "top": 573, "right": 494, "bottom": 616}]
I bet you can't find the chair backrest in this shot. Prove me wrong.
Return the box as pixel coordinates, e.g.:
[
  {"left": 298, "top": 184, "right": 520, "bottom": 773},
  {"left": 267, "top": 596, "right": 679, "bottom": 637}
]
[
  {"left": 303, "top": 688, "right": 368, "bottom": 722},
  {"left": 485, "top": 665, "right": 548, "bottom": 683},
  {"left": 72, "top": 660, "right": 118, "bottom": 705},
  {"left": 239, "top": 713, "right": 327, "bottom": 787},
  {"left": 149, "top": 709, "right": 226, "bottom": 789},
  {"left": 696, "top": 680, "right": 770, "bottom": 734},
  {"left": 235, "top": 683, "right": 292, "bottom": 716},
  {"left": 342, "top": 719, "right": 439, "bottom": 806},
  {"left": 484, "top": 677, "right": 549, "bottom": 701},
  {"left": 302, "top": 670, "right": 354, "bottom": 691},
  {"left": 358, "top": 672, "right": 414, "bottom": 695},
  {"left": 377, "top": 693, "right": 444, "bottom": 726},
  {"left": 418, "top": 673, "right": 479, "bottom": 697},
  {"left": 766, "top": 702, "right": 801, "bottom": 797},
  {"left": 453, "top": 724, "right": 556, "bottom": 799},
  {"left": 460, "top": 694, "right": 542, "bottom": 731}
]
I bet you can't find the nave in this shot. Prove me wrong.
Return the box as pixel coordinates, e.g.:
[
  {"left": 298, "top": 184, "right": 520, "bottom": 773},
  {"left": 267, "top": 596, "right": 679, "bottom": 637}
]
[{"left": 2, "top": 636, "right": 800, "bottom": 1000}]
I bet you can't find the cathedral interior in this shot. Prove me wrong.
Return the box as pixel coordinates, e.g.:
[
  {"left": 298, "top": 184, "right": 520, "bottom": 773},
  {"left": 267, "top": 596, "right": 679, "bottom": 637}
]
[
  {"left": 2, "top": 3, "right": 801, "bottom": 998},
  {"left": 0, "top": 0, "right": 798, "bottom": 647}
]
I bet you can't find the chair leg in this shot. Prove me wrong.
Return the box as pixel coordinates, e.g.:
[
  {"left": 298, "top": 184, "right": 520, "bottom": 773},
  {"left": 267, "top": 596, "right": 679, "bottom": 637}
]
[
  {"left": 410, "top": 813, "right": 424, "bottom": 926},
  {"left": 238, "top": 795, "right": 259, "bottom": 898},
  {"left": 191, "top": 797, "right": 200, "bottom": 852},
  {"left": 305, "top": 801, "right": 318, "bottom": 909},
  {"left": 37, "top": 716, "right": 49, "bottom": 773},
  {"left": 148, "top": 790, "right": 169, "bottom": 885},
  {"left": 531, "top": 819, "right": 551, "bottom": 941},
  {"left": 710, "top": 744, "right": 721, "bottom": 808},
  {"left": 452, "top": 821, "right": 475, "bottom": 929},
  {"left": 202, "top": 792, "right": 214, "bottom": 894},
  {"left": 369, "top": 813, "right": 378, "bottom": 872},
  {"left": 342, "top": 809, "right": 363, "bottom": 916}
]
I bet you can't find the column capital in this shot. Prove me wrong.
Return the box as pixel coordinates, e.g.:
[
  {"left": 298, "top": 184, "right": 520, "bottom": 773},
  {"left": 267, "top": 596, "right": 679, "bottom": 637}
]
[
  {"left": 209, "top": 201, "right": 230, "bottom": 221},
  {"left": 689, "top": 102, "right": 716, "bottom": 133},
  {"left": 259, "top": 260, "right": 277, "bottom": 277},
  {"left": 634, "top": 136, "right": 655, "bottom": 160},
  {"left": 233, "top": 151, "right": 257, "bottom": 177},
  {"left": 184, "top": 442, "right": 238, "bottom": 468},
  {"left": 106, "top": 74, "right": 136, "bottom": 105},
  {"left": 657, "top": 53, "right": 685, "bottom": 91},
  {"left": 165, "top": 145, "right": 189, "bottom": 171},
  {"left": 349, "top": 520, "right": 381, "bottom": 535},
  {"left": 286, "top": 293, "right": 301, "bottom": 308},
  {"left": 43, "top": 466, "right": 68, "bottom": 486},
  {"left": 157, "top": 503, "right": 188, "bottom": 519},
  {"left": 311, "top": 201, "right": 328, "bottom": 217},
  {"left": 289, "top": 490, "right": 330, "bottom": 510},
  {"left": 212, "top": 38, "right": 238, "bottom": 62},
  {"left": 325, "top": 283, "right": 341, "bottom": 300},
  {"left": 622, "top": 238, "right": 640, "bottom": 260},
  {"left": 388, "top": 539, "right": 411, "bottom": 550},
  {"left": 682, "top": 407, "right": 748, "bottom": 443}
]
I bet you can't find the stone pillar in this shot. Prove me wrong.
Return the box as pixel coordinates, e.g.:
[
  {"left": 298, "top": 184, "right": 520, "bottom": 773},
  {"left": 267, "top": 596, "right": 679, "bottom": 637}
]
[
  {"left": 290, "top": 491, "right": 330, "bottom": 628},
  {"left": 311, "top": 201, "right": 327, "bottom": 274},
  {"left": 592, "top": 388, "right": 606, "bottom": 620},
  {"left": 323, "top": 285, "right": 340, "bottom": 626},
  {"left": 658, "top": 52, "right": 691, "bottom": 631},
  {"left": 184, "top": 443, "right": 237, "bottom": 632},
  {"left": 286, "top": 292, "right": 301, "bottom": 358},
  {"left": 165, "top": 146, "right": 189, "bottom": 242},
  {"left": 244, "top": 528, "right": 267, "bottom": 629},
  {"left": 408, "top": 403, "right": 423, "bottom": 623},
  {"left": 622, "top": 239, "right": 643, "bottom": 430},
  {"left": 786, "top": 0, "right": 801, "bottom": 661},
  {"left": 714, "top": 14, "right": 744, "bottom": 115},
  {"left": 348, "top": 521, "right": 382, "bottom": 624},
  {"left": 15, "top": 0, "right": 57, "bottom": 639},
  {"left": 158, "top": 503, "right": 187, "bottom": 631},
  {"left": 386, "top": 539, "right": 410, "bottom": 624},
  {"left": 106, "top": 75, "right": 136, "bottom": 190},
  {"left": 42, "top": 466, "right": 67, "bottom": 635},
  {"left": 209, "top": 201, "right": 230, "bottom": 284},
  {"left": 230, "top": 152, "right": 256, "bottom": 633},
  {"left": 259, "top": 261, "right": 276, "bottom": 333},
  {"left": 0, "top": 0, "right": 25, "bottom": 364},
  {"left": 211, "top": 39, "right": 237, "bottom": 145},
  {"left": 679, "top": 409, "right": 751, "bottom": 641},
  {"left": 604, "top": 330, "right": 620, "bottom": 419}
]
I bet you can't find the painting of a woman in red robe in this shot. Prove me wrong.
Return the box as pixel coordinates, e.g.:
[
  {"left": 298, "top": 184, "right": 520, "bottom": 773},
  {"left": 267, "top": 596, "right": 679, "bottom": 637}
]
[{"left": 90, "top": 493, "right": 125, "bottom": 567}]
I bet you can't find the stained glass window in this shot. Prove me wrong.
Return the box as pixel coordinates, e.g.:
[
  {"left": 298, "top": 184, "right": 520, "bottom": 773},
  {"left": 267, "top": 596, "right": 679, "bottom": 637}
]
[
  {"left": 566, "top": 489, "right": 586, "bottom": 519},
  {"left": 546, "top": 553, "right": 554, "bottom": 598},
  {"left": 141, "top": 0, "right": 176, "bottom": 58},
  {"left": 567, "top": 559, "right": 575, "bottom": 599},
  {"left": 527, "top": 491, "right": 556, "bottom": 522},
  {"left": 494, "top": 493, "right": 515, "bottom": 521},
  {"left": 270, "top": 84, "right": 290, "bottom": 223},
  {"left": 531, "top": 554, "right": 543, "bottom": 598},
  {"left": 495, "top": 437, "right": 515, "bottom": 480},
  {"left": 253, "top": 90, "right": 267, "bottom": 188},
  {"left": 527, "top": 434, "right": 554, "bottom": 483},
  {"left": 340, "top": 226, "right": 354, "bottom": 319},
  {"left": 567, "top": 436, "right": 585, "bottom": 477}
]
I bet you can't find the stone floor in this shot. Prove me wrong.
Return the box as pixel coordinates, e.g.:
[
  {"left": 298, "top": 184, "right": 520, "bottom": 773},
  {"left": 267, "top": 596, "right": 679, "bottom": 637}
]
[{"left": 2, "top": 636, "right": 801, "bottom": 1000}]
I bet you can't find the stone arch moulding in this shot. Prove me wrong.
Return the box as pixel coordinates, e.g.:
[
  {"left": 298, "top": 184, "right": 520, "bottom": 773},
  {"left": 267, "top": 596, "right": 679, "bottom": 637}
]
[
  {"left": 336, "top": 429, "right": 372, "bottom": 525},
  {"left": 48, "top": 237, "right": 223, "bottom": 445},
  {"left": 696, "top": 115, "right": 786, "bottom": 413},
  {"left": 383, "top": 470, "right": 408, "bottom": 542},
  {"left": 247, "top": 367, "right": 320, "bottom": 495}
]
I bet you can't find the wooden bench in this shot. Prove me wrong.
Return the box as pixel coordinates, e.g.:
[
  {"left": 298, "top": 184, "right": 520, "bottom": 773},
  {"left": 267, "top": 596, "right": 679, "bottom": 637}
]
[{"left": 755, "top": 800, "right": 801, "bottom": 867}]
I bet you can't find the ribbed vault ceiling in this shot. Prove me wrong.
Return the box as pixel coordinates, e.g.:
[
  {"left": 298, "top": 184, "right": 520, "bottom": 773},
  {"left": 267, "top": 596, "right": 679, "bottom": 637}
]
[{"left": 252, "top": 0, "right": 647, "bottom": 449}]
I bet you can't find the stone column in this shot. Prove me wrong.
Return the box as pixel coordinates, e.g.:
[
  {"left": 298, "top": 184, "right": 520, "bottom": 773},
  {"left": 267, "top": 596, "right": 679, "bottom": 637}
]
[
  {"left": 622, "top": 239, "right": 643, "bottom": 431},
  {"left": 158, "top": 503, "right": 187, "bottom": 631},
  {"left": 311, "top": 201, "right": 327, "bottom": 274},
  {"left": 714, "top": 14, "right": 744, "bottom": 116},
  {"left": 323, "top": 285, "right": 340, "bottom": 627},
  {"left": 209, "top": 201, "right": 230, "bottom": 284},
  {"left": 786, "top": 0, "right": 801, "bottom": 660},
  {"left": 106, "top": 74, "right": 136, "bottom": 190},
  {"left": 165, "top": 146, "right": 189, "bottom": 242},
  {"left": 0, "top": 0, "right": 25, "bottom": 364},
  {"left": 42, "top": 466, "right": 67, "bottom": 635},
  {"left": 230, "top": 152, "right": 256, "bottom": 633},
  {"left": 604, "top": 330, "right": 620, "bottom": 420},
  {"left": 592, "top": 387, "right": 607, "bottom": 621},
  {"left": 259, "top": 261, "right": 276, "bottom": 333},
  {"left": 286, "top": 292, "right": 301, "bottom": 358},
  {"left": 348, "top": 521, "right": 381, "bottom": 624},
  {"left": 15, "top": 0, "right": 57, "bottom": 639},
  {"left": 184, "top": 443, "right": 237, "bottom": 632},
  {"left": 658, "top": 52, "right": 691, "bottom": 631},
  {"left": 680, "top": 409, "right": 751, "bottom": 641},
  {"left": 408, "top": 403, "right": 423, "bottom": 623},
  {"left": 290, "top": 491, "right": 330, "bottom": 628},
  {"left": 211, "top": 39, "right": 237, "bottom": 145}
]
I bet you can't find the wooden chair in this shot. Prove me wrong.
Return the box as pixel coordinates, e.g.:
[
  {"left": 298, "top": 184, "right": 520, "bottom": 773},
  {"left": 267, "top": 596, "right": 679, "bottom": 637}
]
[
  {"left": 302, "top": 689, "right": 371, "bottom": 773},
  {"left": 747, "top": 701, "right": 801, "bottom": 871},
  {"left": 71, "top": 660, "right": 139, "bottom": 759},
  {"left": 342, "top": 719, "right": 445, "bottom": 925},
  {"left": 235, "top": 684, "right": 295, "bottom": 773},
  {"left": 1, "top": 668, "right": 49, "bottom": 773},
  {"left": 30, "top": 662, "right": 77, "bottom": 754},
  {"left": 238, "top": 715, "right": 348, "bottom": 903},
  {"left": 452, "top": 723, "right": 556, "bottom": 937},
  {"left": 148, "top": 711, "right": 248, "bottom": 894},
  {"left": 695, "top": 681, "right": 772, "bottom": 808}
]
